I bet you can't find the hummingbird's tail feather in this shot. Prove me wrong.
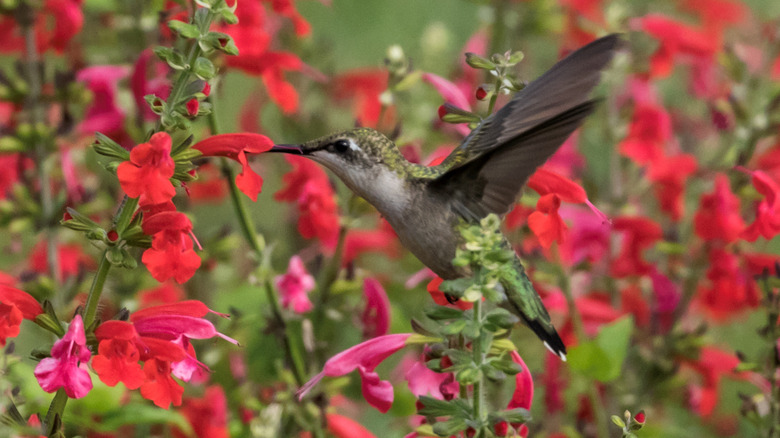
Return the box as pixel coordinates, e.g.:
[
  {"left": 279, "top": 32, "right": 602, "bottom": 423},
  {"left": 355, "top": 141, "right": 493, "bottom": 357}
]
[{"left": 502, "top": 261, "right": 567, "bottom": 361}]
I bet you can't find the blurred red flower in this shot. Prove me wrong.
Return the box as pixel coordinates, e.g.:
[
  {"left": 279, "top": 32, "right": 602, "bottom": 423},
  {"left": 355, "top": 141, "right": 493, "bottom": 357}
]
[
  {"left": 610, "top": 216, "right": 663, "bottom": 278},
  {"left": 332, "top": 69, "right": 390, "bottom": 128},
  {"left": 696, "top": 248, "right": 760, "bottom": 320},
  {"left": 0, "top": 0, "right": 83, "bottom": 54},
  {"left": 647, "top": 154, "right": 698, "bottom": 221},
  {"left": 174, "top": 386, "right": 229, "bottom": 438},
  {"left": 0, "top": 284, "right": 43, "bottom": 346},
  {"left": 275, "top": 155, "right": 341, "bottom": 250},
  {"left": 694, "top": 174, "right": 744, "bottom": 243}
]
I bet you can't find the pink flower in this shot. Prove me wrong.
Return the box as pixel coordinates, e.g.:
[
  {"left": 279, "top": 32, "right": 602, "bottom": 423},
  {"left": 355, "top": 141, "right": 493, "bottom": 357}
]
[
  {"left": 274, "top": 255, "right": 315, "bottom": 313},
  {"left": 34, "top": 315, "right": 93, "bottom": 399},
  {"left": 362, "top": 278, "right": 391, "bottom": 338},
  {"left": 77, "top": 66, "right": 129, "bottom": 139},
  {"left": 298, "top": 333, "right": 412, "bottom": 413},
  {"left": 507, "top": 351, "right": 534, "bottom": 437}
]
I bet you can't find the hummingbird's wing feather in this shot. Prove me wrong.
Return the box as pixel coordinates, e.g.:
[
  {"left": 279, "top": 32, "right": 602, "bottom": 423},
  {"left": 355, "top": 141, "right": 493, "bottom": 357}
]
[
  {"left": 431, "top": 100, "right": 597, "bottom": 220},
  {"left": 430, "top": 34, "right": 620, "bottom": 219}
]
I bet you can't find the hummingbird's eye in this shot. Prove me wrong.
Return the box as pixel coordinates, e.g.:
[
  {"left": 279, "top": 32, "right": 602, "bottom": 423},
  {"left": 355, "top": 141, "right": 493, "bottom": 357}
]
[{"left": 333, "top": 139, "right": 351, "bottom": 153}]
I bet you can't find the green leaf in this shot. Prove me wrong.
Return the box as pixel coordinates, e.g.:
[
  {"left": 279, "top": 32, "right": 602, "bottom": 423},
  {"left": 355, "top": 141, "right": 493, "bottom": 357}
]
[
  {"left": 417, "top": 396, "right": 461, "bottom": 418},
  {"left": 93, "top": 132, "right": 130, "bottom": 160},
  {"left": 92, "top": 404, "right": 192, "bottom": 434},
  {"left": 167, "top": 20, "right": 200, "bottom": 38},
  {"left": 153, "top": 46, "right": 188, "bottom": 71},
  {"left": 193, "top": 57, "right": 217, "bottom": 80},
  {"left": 611, "top": 415, "right": 626, "bottom": 428},
  {"left": 441, "top": 319, "right": 468, "bottom": 335},
  {"left": 485, "top": 308, "right": 519, "bottom": 330},
  {"left": 465, "top": 52, "right": 496, "bottom": 70},
  {"left": 425, "top": 306, "right": 464, "bottom": 321},
  {"left": 568, "top": 316, "right": 634, "bottom": 382},
  {"left": 432, "top": 418, "right": 468, "bottom": 436},
  {"left": 497, "top": 408, "right": 531, "bottom": 424}
]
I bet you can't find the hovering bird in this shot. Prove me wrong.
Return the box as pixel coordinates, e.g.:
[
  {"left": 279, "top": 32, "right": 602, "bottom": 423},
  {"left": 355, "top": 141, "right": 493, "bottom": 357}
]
[{"left": 270, "top": 34, "right": 621, "bottom": 360}]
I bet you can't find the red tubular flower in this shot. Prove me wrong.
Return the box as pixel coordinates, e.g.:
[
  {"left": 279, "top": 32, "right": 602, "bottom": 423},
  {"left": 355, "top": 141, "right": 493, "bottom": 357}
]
[
  {"left": 528, "top": 168, "right": 608, "bottom": 222},
  {"left": 632, "top": 14, "right": 719, "bottom": 79},
  {"left": 740, "top": 169, "right": 780, "bottom": 241},
  {"left": 683, "top": 347, "right": 743, "bottom": 417},
  {"left": 34, "top": 315, "right": 93, "bottom": 399},
  {"left": 696, "top": 248, "right": 760, "bottom": 320},
  {"left": 174, "top": 385, "right": 229, "bottom": 438},
  {"left": 193, "top": 133, "right": 273, "bottom": 201},
  {"left": 117, "top": 132, "right": 176, "bottom": 207},
  {"left": 267, "top": 0, "right": 311, "bottom": 36},
  {"left": 528, "top": 194, "right": 567, "bottom": 248},
  {"left": 647, "top": 154, "right": 698, "bottom": 221},
  {"left": 275, "top": 155, "right": 341, "bottom": 250},
  {"left": 298, "top": 333, "right": 412, "bottom": 413},
  {"left": 326, "top": 413, "right": 378, "bottom": 438},
  {"left": 94, "top": 301, "right": 236, "bottom": 408},
  {"left": 610, "top": 216, "right": 663, "bottom": 278},
  {"left": 694, "top": 174, "right": 745, "bottom": 243},
  {"left": 29, "top": 240, "right": 94, "bottom": 280},
  {"left": 619, "top": 101, "right": 672, "bottom": 166},
  {"left": 0, "top": 284, "right": 43, "bottom": 346},
  {"left": 141, "top": 211, "right": 201, "bottom": 284},
  {"left": 0, "top": 0, "right": 83, "bottom": 54},
  {"left": 508, "top": 351, "right": 534, "bottom": 437},
  {"left": 343, "top": 219, "right": 400, "bottom": 264},
  {"left": 91, "top": 321, "right": 145, "bottom": 390},
  {"left": 332, "top": 69, "right": 390, "bottom": 128},
  {"left": 426, "top": 276, "right": 473, "bottom": 311}
]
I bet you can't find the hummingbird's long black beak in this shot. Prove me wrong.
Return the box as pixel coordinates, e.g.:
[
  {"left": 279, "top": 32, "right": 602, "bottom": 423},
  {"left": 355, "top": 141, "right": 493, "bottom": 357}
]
[{"left": 269, "top": 144, "right": 304, "bottom": 155}]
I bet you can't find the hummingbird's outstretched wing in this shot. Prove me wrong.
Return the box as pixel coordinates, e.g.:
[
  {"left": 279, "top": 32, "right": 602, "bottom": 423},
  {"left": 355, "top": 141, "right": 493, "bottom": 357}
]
[{"left": 430, "top": 34, "right": 621, "bottom": 220}]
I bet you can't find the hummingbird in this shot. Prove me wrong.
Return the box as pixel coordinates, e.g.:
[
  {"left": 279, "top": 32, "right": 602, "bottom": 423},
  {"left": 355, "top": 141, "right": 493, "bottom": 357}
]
[{"left": 270, "top": 34, "right": 621, "bottom": 360}]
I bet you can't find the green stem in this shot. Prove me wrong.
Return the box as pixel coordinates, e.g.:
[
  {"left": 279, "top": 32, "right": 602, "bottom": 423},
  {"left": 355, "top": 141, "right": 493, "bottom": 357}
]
[
  {"left": 471, "top": 299, "right": 485, "bottom": 432},
  {"left": 82, "top": 196, "right": 137, "bottom": 329},
  {"left": 42, "top": 388, "right": 68, "bottom": 437},
  {"left": 559, "top": 267, "right": 609, "bottom": 438},
  {"left": 312, "top": 226, "right": 349, "bottom": 338},
  {"left": 19, "top": 2, "right": 60, "bottom": 287}
]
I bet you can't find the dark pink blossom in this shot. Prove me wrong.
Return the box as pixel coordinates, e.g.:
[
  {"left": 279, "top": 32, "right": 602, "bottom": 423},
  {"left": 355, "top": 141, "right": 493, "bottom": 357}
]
[
  {"left": 274, "top": 255, "right": 315, "bottom": 313},
  {"left": 362, "top": 278, "right": 391, "bottom": 338},
  {"left": 298, "top": 333, "right": 412, "bottom": 413},
  {"left": 34, "top": 315, "right": 93, "bottom": 398}
]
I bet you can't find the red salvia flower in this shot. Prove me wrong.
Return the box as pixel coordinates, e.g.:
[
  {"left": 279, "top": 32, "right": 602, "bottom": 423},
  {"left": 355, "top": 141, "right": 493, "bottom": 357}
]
[
  {"left": 0, "top": 0, "right": 83, "bottom": 54},
  {"left": 647, "top": 154, "right": 698, "bottom": 221},
  {"left": 326, "top": 413, "right": 378, "bottom": 438},
  {"left": 740, "top": 169, "right": 780, "bottom": 241},
  {"left": 275, "top": 155, "right": 341, "bottom": 250},
  {"left": 173, "top": 385, "right": 229, "bottom": 438},
  {"left": 117, "top": 132, "right": 176, "bottom": 207},
  {"left": 332, "top": 69, "right": 390, "bottom": 128},
  {"left": 694, "top": 174, "right": 744, "bottom": 243},
  {"left": 610, "top": 216, "right": 663, "bottom": 278},
  {"left": 193, "top": 132, "right": 274, "bottom": 200},
  {"left": 528, "top": 194, "right": 567, "bottom": 249},
  {"left": 141, "top": 210, "right": 201, "bottom": 284},
  {"left": 0, "top": 284, "right": 43, "bottom": 346},
  {"left": 696, "top": 248, "right": 760, "bottom": 320}
]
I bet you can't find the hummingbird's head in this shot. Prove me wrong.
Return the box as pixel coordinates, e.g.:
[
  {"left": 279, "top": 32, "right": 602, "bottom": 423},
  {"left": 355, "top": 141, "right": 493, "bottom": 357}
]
[{"left": 270, "top": 128, "right": 406, "bottom": 200}]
